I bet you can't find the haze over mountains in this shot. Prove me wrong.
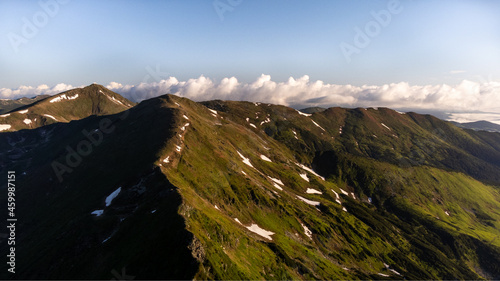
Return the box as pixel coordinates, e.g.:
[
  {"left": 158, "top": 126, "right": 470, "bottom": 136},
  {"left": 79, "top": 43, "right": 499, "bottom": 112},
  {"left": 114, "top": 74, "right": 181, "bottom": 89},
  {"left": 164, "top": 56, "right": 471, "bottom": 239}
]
[{"left": 1, "top": 85, "right": 500, "bottom": 279}]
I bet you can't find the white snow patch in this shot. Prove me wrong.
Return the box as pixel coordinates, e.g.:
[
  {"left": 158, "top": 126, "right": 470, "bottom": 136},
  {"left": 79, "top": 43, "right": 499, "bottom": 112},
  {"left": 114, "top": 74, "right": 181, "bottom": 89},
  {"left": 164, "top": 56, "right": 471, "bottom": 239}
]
[
  {"left": 339, "top": 126, "right": 343, "bottom": 134},
  {"left": 246, "top": 117, "right": 250, "bottom": 122},
  {"left": 295, "top": 163, "right": 325, "bottom": 180},
  {"left": 23, "top": 119, "right": 32, "bottom": 125},
  {"left": 299, "top": 173, "right": 309, "bottom": 182},
  {"left": 249, "top": 123, "right": 257, "bottom": 128},
  {"left": 91, "top": 210, "right": 104, "bottom": 216},
  {"left": 311, "top": 120, "right": 326, "bottom": 131},
  {"left": 151, "top": 209, "right": 157, "bottom": 213},
  {"left": 234, "top": 218, "right": 242, "bottom": 224},
  {"left": 214, "top": 205, "right": 219, "bottom": 210},
  {"left": 237, "top": 151, "right": 254, "bottom": 168},
  {"left": 246, "top": 224, "right": 275, "bottom": 240},
  {"left": 381, "top": 123, "right": 391, "bottom": 130},
  {"left": 269, "top": 177, "right": 284, "bottom": 186},
  {"left": 445, "top": 211, "right": 450, "bottom": 216},
  {"left": 306, "top": 188, "right": 322, "bottom": 194},
  {"left": 272, "top": 183, "right": 283, "bottom": 191},
  {"left": 174, "top": 102, "right": 180, "bottom": 106},
  {"left": 396, "top": 110, "right": 406, "bottom": 114},
  {"left": 43, "top": 114, "right": 57, "bottom": 121},
  {"left": 377, "top": 273, "right": 389, "bottom": 277},
  {"left": 18, "top": 109, "right": 28, "bottom": 114},
  {"left": 368, "top": 197, "right": 372, "bottom": 203},
  {"left": 292, "top": 130, "right": 299, "bottom": 139},
  {"left": 0, "top": 114, "right": 10, "bottom": 117},
  {"left": 105, "top": 187, "right": 121, "bottom": 207},
  {"left": 241, "top": 170, "right": 247, "bottom": 176},
  {"left": 350, "top": 192, "right": 356, "bottom": 199},
  {"left": 163, "top": 156, "right": 170, "bottom": 163},
  {"left": 181, "top": 123, "right": 190, "bottom": 131},
  {"left": 0, "top": 124, "right": 11, "bottom": 131},
  {"left": 301, "top": 222, "right": 312, "bottom": 239},
  {"left": 183, "top": 115, "right": 189, "bottom": 120},
  {"left": 296, "top": 195, "right": 320, "bottom": 206},
  {"left": 260, "top": 117, "right": 271, "bottom": 126},
  {"left": 106, "top": 95, "right": 125, "bottom": 106},
  {"left": 176, "top": 145, "right": 182, "bottom": 152},
  {"left": 342, "top": 207, "right": 348, "bottom": 212},
  {"left": 297, "top": 110, "right": 312, "bottom": 117},
  {"left": 260, "top": 155, "right": 272, "bottom": 162},
  {"left": 389, "top": 269, "right": 402, "bottom": 276},
  {"left": 50, "top": 94, "right": 78, "bottom": 103},
  {"left": 339, "top": 188, "right": 349, "bottom": 196},
  {"left": 208, "top": 109, "right": 217, "bottom": 115}
]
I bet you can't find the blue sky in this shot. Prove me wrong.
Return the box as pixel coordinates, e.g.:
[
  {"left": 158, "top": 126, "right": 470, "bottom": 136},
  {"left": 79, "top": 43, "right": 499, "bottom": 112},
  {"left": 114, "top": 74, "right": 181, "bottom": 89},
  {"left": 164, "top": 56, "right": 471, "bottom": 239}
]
[{"left": 1, "top": 0, "right": 499, "bottom": 88}]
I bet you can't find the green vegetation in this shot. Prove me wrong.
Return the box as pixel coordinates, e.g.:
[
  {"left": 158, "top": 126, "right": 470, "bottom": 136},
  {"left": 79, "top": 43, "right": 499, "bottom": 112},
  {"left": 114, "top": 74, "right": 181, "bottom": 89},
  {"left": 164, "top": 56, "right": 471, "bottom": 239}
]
[{"left": 1, "top": 89, "right": 499, "bottom": 279}]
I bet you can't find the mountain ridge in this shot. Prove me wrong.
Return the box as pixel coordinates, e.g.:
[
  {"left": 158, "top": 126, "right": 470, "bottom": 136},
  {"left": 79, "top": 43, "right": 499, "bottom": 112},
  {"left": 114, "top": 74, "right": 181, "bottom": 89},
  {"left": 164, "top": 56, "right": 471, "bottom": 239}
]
[{"left": 1, "top": 87, "right": 499, "bottom": 279}]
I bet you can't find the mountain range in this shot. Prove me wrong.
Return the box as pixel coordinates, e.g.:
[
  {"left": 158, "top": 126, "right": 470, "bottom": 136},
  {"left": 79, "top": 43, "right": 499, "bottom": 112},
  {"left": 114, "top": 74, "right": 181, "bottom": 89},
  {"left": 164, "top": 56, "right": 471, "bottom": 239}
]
[{"left": 1, "top": 84, "right": 500, "bottom": 280}]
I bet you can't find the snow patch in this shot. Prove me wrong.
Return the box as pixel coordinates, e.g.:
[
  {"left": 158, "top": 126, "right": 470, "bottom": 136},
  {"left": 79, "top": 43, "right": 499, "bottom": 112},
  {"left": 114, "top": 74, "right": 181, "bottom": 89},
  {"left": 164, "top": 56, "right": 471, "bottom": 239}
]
[
  {"left": 208, "top": 109, "right": 217, "bottom": 115},
  {"left": 183, "top": 115, "right": 189, "bottom": 120},
  {"left": 295, "top": 163, "right": 325, "bottom": 180},
  {"left": 301, "top": 222, "right": 312, "bottom": 239},
  {"left": 297, "top": 110, "right": 312, "bottom": 117},
  {"left": 377, "top": 273, "right": 389, "bottom": 277},
  {"left": 445, "top": 211, "right": 450, "bottom": 216},
  {"left": 91, "top": 210, "right": 104, "bottom": 216},
  {"left": 311, "top": 120, "right": 326, "bottom": 131},
  {"left": 0, "top": 114, "right": 10, "bottom": 117},
  {"left": 106, "top": 95, "right": 125, "bottom": 106},
  {"left": 105, "top": 187, "right": 121, "bottom": 207},
  {"left": 381, "top": 123, "right": 391, "bottom": 130},
  {"left": 296, "top": 195, "right": 320, "bottom": 206},
  {"left": 260, "top": 155, "right": 272, "bottom": 162},
  {"left": 260, "top": 117, "right": 271, "bottom": 126},
  {"left": 50, "top": 94, "right": 78, "bottom": 103},
  {"left": 237, "top": 151, "right": 254, "bottom": 168},
  {"left": 249, "top": 123, "right": 257, "bottom": 128},
  {"left": 214, "top": 205, "right": 219, "bottom": 210},
  {"left": 306, "top": 188, "right": 322, "bottom": 194},
  {"left": 339, "top": 126, "right": 343, "bottom": 134},
  {"left": 163, "top": 156, "right": 170, "bottom": 163},
  {"left": 0, "top": 124, "right": 11, "bottom": 131},
  {"left": 272, "top": 183, "right": 283, "bottom": 191},
  {"left": 18, "top": 109, "right": 28, "bottom": 114},
  {"left": 269, "top": 177, "right": 284, "bottom": 186},
  {"left": 246, "top": 117, "right": 249, "bottom": 122},
  {"left": 43, "top": 114, "right": 57, "bottom": 121},
  {"left": 299, "top": 173, "right": 309, "bottom": 182},
  {"left": 246, "top": 224, "right": 275, "bottom": 240},
  {"left": 342, "top": 207, "right": 347, "bottom": 212},
  {"left": 350, "top": 192, "right": 356, "bottom": 199},
  {"left": 339, "top": 188, "right": 349, "bottom": 196},
  {"left": 23, "top": 119, "right": 32, "bottom": 125},
  {"left": 151, "top": 209, "right": 157, "bottom": 213},
  {"left": 181, "top": 123, "right": 190, "bottom": 131},
  {"left": 176, "top": 145, "right": 182, "bottom": 152}
]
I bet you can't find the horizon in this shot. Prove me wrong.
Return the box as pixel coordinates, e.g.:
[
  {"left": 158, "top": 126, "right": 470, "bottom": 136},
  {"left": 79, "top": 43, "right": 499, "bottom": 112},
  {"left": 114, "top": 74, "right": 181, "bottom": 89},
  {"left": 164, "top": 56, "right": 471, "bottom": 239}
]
[{"left": 1, "top": 0, "right": 499, "bottom": 123}]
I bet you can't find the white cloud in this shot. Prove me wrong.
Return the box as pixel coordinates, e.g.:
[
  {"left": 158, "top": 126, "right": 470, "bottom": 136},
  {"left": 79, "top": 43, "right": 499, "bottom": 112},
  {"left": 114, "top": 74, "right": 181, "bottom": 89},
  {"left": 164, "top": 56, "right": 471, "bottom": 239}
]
[
  {"left": 0, "top": 83, "right": 74, "bottom": 99},
  {"left": 4, "top": 76, "right": 500, "bottom": 120},
  {"left": 450, "top": 70, "right": 466, "bottom": 74}
]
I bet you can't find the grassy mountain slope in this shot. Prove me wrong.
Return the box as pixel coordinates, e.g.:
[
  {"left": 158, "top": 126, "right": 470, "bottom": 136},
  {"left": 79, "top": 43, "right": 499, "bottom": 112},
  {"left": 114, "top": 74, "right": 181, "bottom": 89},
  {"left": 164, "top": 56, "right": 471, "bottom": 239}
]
[
  {"left": 0, "top": 84, "right": 133, "bottom": 132},
  {"left": 1, "top": 92, "right": 499, "bottom": 279}
]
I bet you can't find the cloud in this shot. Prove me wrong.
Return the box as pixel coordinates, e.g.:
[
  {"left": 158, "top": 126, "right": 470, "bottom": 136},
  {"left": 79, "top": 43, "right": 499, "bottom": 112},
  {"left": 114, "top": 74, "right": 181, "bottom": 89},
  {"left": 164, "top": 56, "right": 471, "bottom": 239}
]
[
  {"left": 4, "top": 75, "right": 500, "bottom": 116},
  {"left": 0, "top": 83, "right": 74, "bottom": 99},
  {"left": 449, "top": 70, "right": 466, "bottom": 74}
]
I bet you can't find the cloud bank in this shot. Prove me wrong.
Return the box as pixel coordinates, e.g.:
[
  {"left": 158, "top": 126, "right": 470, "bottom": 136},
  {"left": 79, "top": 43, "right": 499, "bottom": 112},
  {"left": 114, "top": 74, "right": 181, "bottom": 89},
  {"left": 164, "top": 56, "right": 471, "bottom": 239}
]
[{"left": 2, "top": 75, "right": 499, "bottom": 120}]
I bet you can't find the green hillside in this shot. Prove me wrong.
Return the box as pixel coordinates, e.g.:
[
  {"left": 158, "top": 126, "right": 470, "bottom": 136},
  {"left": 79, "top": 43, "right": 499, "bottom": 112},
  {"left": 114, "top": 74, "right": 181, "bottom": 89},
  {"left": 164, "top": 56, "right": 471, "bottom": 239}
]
[
  {"left": 1, "top": 90, "right": 499, "bottom": 280},
  {"left": 0, "top": 84, "right": 134, "bottom": 132}
]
